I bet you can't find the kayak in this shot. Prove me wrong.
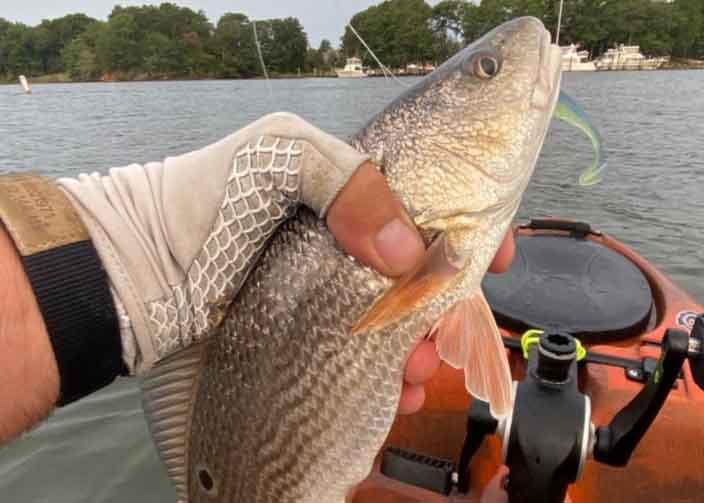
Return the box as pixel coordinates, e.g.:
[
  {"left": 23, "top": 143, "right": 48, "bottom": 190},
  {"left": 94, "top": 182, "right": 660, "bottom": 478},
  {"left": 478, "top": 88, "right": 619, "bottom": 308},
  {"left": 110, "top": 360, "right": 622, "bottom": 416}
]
[{"left": 352, "top": 218, "right": 704, "bottom": 503}]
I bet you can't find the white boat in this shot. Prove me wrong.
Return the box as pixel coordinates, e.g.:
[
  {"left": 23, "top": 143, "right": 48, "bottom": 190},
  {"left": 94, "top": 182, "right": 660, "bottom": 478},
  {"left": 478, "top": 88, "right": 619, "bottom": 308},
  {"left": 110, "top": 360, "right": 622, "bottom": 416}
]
[
  {"left": 336, "top": 57, "right": 368, "bottom": 78},
  {"left": 561, "top": 44, "right": 596, "bottom": 72},
  {"left": 18, "top": 75, "right": 31, "bottom": 94},
  {"left": 595, "top": 45, "right": 668, "bottom": 71}
]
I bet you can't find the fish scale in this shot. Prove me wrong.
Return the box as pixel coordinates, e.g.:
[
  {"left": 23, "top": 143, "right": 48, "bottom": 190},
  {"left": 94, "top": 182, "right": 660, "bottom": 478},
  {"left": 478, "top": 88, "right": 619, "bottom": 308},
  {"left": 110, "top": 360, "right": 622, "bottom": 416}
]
[{"left": 189, "top": 212, "right": 402, "bottom": 503}]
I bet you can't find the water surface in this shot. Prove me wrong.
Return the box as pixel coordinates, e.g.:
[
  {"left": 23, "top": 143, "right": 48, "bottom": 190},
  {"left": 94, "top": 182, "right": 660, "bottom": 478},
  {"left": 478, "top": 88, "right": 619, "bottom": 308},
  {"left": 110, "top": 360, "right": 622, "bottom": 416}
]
[{"left": 0, "top": 71, "right": 702, "bottom": 502}]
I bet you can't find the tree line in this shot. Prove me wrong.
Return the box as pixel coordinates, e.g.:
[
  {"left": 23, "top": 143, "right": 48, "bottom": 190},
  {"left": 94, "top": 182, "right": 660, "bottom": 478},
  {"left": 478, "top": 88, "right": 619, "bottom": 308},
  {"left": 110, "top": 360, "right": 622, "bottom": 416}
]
[
  {"left": 342, "top": 0, "right": 704, "bottom": 68},
  {"left": 0, "top": 4, "right": 332, "bottom": 81},
  {"left": 1, "top": 0, "right": 703, "bottom": 82}
]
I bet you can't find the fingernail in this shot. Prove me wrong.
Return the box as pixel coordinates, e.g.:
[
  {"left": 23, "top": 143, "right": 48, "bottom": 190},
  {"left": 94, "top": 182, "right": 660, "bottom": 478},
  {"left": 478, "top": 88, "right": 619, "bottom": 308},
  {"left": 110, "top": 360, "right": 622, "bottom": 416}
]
[{"left": 374, "top": 218, "right": 424, "bottom": 275}]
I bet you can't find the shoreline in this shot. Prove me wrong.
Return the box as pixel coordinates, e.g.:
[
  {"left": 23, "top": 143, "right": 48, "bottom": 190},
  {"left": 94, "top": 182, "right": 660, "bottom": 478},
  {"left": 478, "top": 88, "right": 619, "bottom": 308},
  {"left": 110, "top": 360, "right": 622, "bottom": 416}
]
[
  {"left": 3, "top": 61, "right": 704, "bottom": 86},
  {"left": 0, "top": 72, "right": 341, "bottom": 85},
  {"left": 661, "top": 59, "right": 704, "bottom": 70}
]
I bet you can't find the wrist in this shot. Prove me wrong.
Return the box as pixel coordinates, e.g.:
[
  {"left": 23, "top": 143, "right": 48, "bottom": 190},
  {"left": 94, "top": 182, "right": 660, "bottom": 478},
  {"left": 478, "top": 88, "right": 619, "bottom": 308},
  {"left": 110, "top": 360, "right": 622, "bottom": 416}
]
[
  {"left": 0, "top": 222, "right": 59, "bottom": 442},
  {"left": 0, "top": 174, "right": 126, "bottom": 410}
]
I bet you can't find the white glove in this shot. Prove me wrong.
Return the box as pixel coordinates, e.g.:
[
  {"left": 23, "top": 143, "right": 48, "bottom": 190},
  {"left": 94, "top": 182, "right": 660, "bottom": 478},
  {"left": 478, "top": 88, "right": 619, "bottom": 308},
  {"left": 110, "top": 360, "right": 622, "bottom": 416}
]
[{"left": 58, "top": 112, "right": 369, "bottom": 373}]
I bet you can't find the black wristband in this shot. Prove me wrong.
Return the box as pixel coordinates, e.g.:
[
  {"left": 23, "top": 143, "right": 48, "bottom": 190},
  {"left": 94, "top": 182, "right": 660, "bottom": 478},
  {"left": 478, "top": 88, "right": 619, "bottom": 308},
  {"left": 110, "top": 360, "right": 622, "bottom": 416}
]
[
  {"left": 0, "top": 174, "right": 128, "bottom": 405},
  {"left": 23, "top": 241, "right": 128, "bottom": 405}
]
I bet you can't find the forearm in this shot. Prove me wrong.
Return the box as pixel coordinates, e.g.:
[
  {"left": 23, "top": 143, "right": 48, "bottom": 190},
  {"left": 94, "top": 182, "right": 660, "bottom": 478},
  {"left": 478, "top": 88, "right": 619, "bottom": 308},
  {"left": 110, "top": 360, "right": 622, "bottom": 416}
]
[
  {"left": 0, "top": 116, "right": 376, "bottom": 443},
  {"left": 0, "top": 223, "right": 59, "bottom": 443}
]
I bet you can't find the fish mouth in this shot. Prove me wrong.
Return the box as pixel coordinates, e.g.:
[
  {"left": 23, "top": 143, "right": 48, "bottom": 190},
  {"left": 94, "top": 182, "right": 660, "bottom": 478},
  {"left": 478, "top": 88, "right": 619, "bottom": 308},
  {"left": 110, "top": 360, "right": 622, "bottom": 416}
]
[{"left": 532, "top": 28, "right": 562, "bottom": 110}]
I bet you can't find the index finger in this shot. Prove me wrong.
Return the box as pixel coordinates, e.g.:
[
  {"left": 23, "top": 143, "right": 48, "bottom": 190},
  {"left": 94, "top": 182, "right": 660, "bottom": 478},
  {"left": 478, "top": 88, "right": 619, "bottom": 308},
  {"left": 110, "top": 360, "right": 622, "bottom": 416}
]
[{"left": 489, "top": 231, "right": 515, "bottom": 274}]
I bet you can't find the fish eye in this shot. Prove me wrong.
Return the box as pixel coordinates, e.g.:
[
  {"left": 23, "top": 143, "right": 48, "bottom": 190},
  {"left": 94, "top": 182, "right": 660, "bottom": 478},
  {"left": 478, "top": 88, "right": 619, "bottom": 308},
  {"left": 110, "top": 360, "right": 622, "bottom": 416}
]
[
  {"left": 477, "top": 56, "right": 499, "bottom": 79},
  {"left": 462, "top": 51, "right": 501, "bottom": 80}
]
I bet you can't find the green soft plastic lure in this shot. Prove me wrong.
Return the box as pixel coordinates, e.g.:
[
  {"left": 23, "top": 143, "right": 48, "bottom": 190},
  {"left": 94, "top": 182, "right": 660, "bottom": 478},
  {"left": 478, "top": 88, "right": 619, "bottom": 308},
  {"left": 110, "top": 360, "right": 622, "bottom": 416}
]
[{"left": 556, "top": 91, "right": 608, "bottom": 186}]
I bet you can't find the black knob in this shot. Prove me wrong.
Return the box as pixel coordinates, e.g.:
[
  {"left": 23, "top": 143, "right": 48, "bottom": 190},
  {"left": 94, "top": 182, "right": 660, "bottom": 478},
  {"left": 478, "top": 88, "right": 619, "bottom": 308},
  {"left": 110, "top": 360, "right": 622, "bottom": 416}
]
[
  {"left": 690, "top": 315, "right": 704, "bottom": 391},
  {"left": 537, "top": 332, "right": 577, "bottom": 383}
]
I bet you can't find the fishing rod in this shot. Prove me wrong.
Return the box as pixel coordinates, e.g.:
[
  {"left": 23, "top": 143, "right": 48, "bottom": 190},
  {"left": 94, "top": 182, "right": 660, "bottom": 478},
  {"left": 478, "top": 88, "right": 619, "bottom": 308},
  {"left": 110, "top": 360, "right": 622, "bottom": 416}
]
[
  {"left": 556, "top": 0, "right": 564, "bottom": 45},
  {"left": 251, "top": 20, "right": 273, "bottom": 100}
]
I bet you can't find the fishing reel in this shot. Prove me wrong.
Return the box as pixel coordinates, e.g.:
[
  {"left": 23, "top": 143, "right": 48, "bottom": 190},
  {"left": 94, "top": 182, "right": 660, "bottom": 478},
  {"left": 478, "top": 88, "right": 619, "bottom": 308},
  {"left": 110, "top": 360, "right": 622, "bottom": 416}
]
[{"left": 380, "top": 315, "right": 704, "bottom": 502}]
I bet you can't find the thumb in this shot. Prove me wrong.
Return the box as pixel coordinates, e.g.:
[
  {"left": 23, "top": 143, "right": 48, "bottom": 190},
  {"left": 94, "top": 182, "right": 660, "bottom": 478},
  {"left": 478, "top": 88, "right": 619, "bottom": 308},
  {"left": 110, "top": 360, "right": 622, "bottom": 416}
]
[{"left": 327, "top": 161, "right": 425, "bottom": 278}]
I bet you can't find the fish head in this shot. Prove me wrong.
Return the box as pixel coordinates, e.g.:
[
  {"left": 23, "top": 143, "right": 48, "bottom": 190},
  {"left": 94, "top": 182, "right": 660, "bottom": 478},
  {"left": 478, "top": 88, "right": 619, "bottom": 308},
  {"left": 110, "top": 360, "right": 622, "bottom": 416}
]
[
  {"left": 355, "top": 16, "right": 562, "bottom": 268},
  {"left": 352, "top": 19, "right": 562, "bottom": 418}
]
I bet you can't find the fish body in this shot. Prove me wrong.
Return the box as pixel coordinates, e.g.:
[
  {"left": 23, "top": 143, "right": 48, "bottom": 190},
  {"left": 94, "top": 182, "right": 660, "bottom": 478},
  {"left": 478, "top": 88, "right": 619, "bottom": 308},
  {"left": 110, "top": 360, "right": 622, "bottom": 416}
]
[{"left": 142, "top": 17, "right": 562, "bottom": 503}]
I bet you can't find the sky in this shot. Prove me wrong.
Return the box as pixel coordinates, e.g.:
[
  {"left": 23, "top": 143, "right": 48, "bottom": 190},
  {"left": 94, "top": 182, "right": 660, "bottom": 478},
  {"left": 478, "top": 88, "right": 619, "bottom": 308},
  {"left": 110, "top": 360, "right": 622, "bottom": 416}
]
[{"left": 1, "top": 0, "right": 444, "bottom": 47}]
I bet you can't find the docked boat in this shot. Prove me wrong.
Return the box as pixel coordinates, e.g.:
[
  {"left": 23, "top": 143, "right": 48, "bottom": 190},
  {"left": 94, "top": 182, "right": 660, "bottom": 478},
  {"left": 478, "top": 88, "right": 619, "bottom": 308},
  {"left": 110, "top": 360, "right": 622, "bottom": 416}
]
[
  {"left": 353, "top": 218, "right": 704, "bottom": 503},
  {"left": 336, "top": 57, "right": 368, "bottom": 78},
  {"left": 561, "top": 44, "right": 596, "bottom": 72},
  {"left": 403, "top": 63, "right": 436, "bottom": 76},
  {"left": 595, "top": 45, "right": 668, "bottom": 71}
]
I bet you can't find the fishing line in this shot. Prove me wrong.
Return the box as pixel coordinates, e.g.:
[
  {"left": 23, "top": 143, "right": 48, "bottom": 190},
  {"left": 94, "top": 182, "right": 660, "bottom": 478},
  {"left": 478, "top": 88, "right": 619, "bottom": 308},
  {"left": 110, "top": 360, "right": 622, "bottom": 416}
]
[
  {"left": 347, "top": 23, "right": 409, "bottom": 88},
  {"left": 252, "top": 19, "right": 274, "bottom": 100},
  {"left": 251, "top": 3, "right": 410, "bottom": 114},
  {"left": 334, "top": 0, "right": 409, "bottom": 89}
]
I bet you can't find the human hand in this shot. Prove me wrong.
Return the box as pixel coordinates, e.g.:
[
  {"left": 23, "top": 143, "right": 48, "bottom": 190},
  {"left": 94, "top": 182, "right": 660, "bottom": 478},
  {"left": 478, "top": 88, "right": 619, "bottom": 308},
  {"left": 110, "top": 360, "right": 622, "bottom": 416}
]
[
  {"left": 327, "top": 162, "right": 516, "bottom": 415},
  {"left": 171, "top": 158, "right": 514, "bottom": 502},
  {"left": 59, "top": 112, "right": 514, "bottom": 401},
  {"left": 479, "top": 465, "right": 574, "bottom": 503},
  {"left": 481, "top": 466, "right": 510, "bottom": 503}
]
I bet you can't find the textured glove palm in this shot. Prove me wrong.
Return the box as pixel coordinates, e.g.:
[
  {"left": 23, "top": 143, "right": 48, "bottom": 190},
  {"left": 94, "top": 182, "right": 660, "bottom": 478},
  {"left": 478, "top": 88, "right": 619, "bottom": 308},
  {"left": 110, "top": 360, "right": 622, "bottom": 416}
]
[{"left": 59, "top": 113, "right": 369, "bottom": 373}]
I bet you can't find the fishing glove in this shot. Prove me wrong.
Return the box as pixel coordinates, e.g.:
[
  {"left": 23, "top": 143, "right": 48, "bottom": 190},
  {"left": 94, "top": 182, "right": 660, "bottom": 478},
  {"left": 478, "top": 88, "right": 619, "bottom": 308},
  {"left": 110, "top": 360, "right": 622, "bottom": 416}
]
[{"left": 57, "top": 112, "right": 369, "bottom": 374}]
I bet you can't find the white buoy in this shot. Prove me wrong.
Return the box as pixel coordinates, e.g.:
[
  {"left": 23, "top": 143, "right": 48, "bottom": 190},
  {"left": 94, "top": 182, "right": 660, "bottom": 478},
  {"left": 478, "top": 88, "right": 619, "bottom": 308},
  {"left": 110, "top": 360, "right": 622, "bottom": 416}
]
[{"left": 19, "top": 75, "right": 31, "bottom": 94}]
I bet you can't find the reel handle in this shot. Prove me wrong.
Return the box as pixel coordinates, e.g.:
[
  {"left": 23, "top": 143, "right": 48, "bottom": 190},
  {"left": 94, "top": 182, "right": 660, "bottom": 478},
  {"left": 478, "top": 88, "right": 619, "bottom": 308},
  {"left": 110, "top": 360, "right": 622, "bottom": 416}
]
[
  {"left": 689, "top": 315, "right": 704, "bottom": 390},
  {"left": 593, "top": 329, "right": 689, "bottom": 466}
]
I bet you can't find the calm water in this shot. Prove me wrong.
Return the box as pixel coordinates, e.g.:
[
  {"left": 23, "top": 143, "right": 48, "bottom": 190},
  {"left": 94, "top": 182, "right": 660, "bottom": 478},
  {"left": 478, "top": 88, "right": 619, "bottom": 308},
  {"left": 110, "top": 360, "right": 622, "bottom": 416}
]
[{"left": 0, "top": 72, "right": 703, "bottom": 501}]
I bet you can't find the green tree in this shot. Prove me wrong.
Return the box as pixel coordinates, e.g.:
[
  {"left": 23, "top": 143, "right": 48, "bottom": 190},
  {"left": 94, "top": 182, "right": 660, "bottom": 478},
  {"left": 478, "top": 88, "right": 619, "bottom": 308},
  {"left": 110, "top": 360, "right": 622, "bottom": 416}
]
[
  {"left": 0, "top": 22, "right": 37, "bottom": 77},
  {"left": 254, "top": 18, "right": 308, "bottom": 74},
  {"left": 34, "top": 14, "right": 96, "bottom": 74},
  {"left": 342, "top": 0, "right": 434, "bottom": 68},
  {"left": 431, "top": 0, "right": 466, "bottom": 62},
  {"left": 92, "top": 3, "right": 216, "bottom": 77},
  {"left": 62, "top": 38, "right": 98, "bottom": 80},
  {"left": 212, "top": 13, "right": 258, "bottom": 77},
  {"left": 61, "top": 21, "right": 105, "bottom": 80},
  {"left": 95, "top": 12, "right": 142, "bottom": 73},
  {"left": 558, "top": 0, "right": 610, "bottom": 54},
  {"left": 463, "top": 0, "right": 549, "bottom": 41},
  {"left": 143, "top": 32, "right": 184, "bottom": 75},
  {"left": 463, "top": 0, "right": 509, "bottom": 40},
  {"left": 432, "top": 0, "right": 467, "bottom": 39},
  {"left": 108, "top": 3, "right": 210, "bottom": 42},
  {"left": 181, "top": 29, "right": 214, "bottom": 76},
  {"left": 0, "top": 19, "right": 10, "bottom": 77},
  {"left": 305, "top": 47, "right": 323, "bottom": 73},
  {"left": 318, "top": 39, "right": 337, "bottom": 69},
  {"left": 3, "top": 0, "right": 704, "bottom": 82},
  {"left": 671, "top": 0, "right": 704, "bottom": 58}
]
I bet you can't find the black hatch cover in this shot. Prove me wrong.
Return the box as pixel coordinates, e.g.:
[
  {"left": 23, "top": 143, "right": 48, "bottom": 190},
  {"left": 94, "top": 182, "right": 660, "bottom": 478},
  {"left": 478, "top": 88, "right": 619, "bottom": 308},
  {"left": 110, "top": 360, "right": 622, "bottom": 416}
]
[{"left": 482, "top": 234, "right": 653, "bottom": 343}]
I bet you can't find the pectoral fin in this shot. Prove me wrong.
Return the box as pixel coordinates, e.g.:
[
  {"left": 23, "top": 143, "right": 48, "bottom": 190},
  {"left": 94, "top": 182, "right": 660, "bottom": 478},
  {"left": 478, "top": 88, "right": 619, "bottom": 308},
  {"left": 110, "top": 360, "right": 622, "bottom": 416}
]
[
  {"left": 431, "top": 290, "right": 513, "bottom": 418},
  {"left": 352, "top": 233, "right": 461, "bottom": 335}
]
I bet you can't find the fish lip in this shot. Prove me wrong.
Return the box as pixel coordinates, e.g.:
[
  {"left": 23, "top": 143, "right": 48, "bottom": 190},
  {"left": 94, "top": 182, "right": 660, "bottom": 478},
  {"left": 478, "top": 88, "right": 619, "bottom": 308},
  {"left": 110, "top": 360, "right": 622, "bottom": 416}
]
[{"left": 532, "top": 29, "right": 561, "bottom": 109}]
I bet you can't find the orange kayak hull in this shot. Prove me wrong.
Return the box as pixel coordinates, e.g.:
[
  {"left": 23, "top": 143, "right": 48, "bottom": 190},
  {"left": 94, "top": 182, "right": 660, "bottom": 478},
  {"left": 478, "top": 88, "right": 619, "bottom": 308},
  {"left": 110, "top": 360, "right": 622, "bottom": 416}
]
[{"left": 353, "top": 224, "right": 704, "bottom": 503}]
